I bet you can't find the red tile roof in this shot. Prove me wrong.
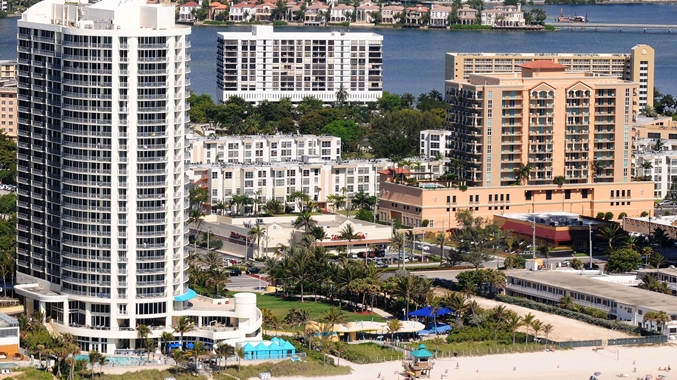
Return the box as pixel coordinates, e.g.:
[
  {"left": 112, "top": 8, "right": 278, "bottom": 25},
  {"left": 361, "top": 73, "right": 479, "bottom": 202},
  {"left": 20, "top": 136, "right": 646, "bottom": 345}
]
[
  {"left": 519, "top": 60, "right": 568, "bottom": 70},
  {"left": 181, "top": 1, "right": 199, "bottom": 7}
]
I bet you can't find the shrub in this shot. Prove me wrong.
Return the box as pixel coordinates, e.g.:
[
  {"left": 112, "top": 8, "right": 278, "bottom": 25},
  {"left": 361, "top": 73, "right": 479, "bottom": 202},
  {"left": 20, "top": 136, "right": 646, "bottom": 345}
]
[
  {"left": 604, "top": 212, "right": 614, "bottom": 221},
  {"left": 421, "top": 219, "right": 429, "bottom": 227},
  {"left": 618, "top": 212, "right": 627, "bottom": 219},
  {"left": 273, "top": 20, "right": 288, "bottom": 26},
  {"left": 641, "top": 211, "right": 649, "bottom": 217},
  {"left": 495, "top": 294, "right": 641, "bottom": 334},
  {"left": 596, "top": 212, "right": 605, "bottom": 219}
]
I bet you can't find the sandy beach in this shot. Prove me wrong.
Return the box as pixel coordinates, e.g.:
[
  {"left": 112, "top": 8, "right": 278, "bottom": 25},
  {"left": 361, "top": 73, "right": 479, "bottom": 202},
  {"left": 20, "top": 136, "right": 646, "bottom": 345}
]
[{"left": 278, "top": 344, "right": 677, "bottom": 380}]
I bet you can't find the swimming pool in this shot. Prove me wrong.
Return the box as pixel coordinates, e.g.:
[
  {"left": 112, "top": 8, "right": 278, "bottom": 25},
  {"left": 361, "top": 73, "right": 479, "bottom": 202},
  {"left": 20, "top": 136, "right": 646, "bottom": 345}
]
[{"left": 73, "top": 355, "right": 155, "bottom": 366}]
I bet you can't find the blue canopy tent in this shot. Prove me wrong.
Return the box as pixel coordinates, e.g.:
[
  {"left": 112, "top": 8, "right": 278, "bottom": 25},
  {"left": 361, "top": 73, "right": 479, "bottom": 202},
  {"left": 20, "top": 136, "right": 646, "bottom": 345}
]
[
  {"left": 241, "top": 342, "right": 256, "bottom": 360},
  {"left": 406, "top": 306, "right": 453, "bottom": 318},
  {"left": 407, "top": 306, "right": 454, "bottom": 336}
]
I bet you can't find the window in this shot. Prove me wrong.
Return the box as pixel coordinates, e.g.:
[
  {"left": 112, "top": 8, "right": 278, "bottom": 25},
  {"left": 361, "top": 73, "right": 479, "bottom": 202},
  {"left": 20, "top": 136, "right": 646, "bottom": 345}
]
[
  {"left": 546, "top": 190, "right": 552, "bottom": 200},
  {"left": 565, "top": 189, "right": 571, "bottom": 200},
  {"left": 582, "top": 189, "right": 589, "bottom": 199},
  {"left": 224, "top": 172, "right": 232, "bottom": 179},
  {"left": 212, "top": 172, "right": 218, "bottom": 179},
  {"left": 525, "top": 191, "right": 532, "bottom": 201}
]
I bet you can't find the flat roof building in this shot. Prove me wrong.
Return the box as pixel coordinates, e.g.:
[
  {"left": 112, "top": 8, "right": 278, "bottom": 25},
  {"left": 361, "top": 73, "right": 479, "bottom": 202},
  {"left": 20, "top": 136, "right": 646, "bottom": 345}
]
[
  {"left": 505, "top": 270, "right": 677, "bottom": 335},
  {"left": 0, "top": 60, "right": 16, "bottom": 79},
  {"left": 0, "top": 80, "right": 17, "bottom": 139},
  {"left": 217, "top": 26, "right": 383, "bottom": 104},
  {"left": 446, "top": 61, "right": 637, "bottom": 188},
  {"left": 445, "top": 44, "right": 654, "bottom": 109}
]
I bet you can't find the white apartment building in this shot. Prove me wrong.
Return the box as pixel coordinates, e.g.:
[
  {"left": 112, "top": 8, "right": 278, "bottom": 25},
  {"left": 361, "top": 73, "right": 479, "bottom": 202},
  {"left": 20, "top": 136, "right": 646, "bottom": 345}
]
[
  {"left": 190, "top": 157, "right": 393, "bottom": 208},
  {"left": 481, "top": 4, "right": 525, "bottom": 27},
  {"left": 217, "top": 25, "right": 383, "bottom": 104},
  {"left": 189, "top": 156, "right": 447, "bottom": 209},
  {"left": 15, "top": 0, "right": 261, "bottom": 353},
  {"left": 188, "top": 134, "right": 342, "bottom": 164},
  {"left": 635, "top": 151, "right": 677, "bottom": 199},
  {"left": 419, "top": 129, "right": 452, "bottom": 158}
]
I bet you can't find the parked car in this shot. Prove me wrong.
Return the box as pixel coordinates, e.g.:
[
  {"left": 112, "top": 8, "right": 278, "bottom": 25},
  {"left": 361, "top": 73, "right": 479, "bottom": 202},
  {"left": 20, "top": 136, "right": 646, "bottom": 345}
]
[
  {"left": 246, "top": 267, "right": 260, "bottom": 274},
  {"left": 230, "top": 269, "right": 242, "bottom": 276}
]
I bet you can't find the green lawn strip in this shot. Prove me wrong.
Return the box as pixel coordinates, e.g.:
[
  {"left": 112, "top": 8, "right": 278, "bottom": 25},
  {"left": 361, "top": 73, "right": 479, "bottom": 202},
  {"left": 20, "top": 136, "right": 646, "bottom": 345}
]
[
  {"left": 341, "top": 342, "right": 403, "bottom": 364},
  {"left": 403, "top": 341, "right": 547, "bottom": 357},
  {"left": 229, "top": 293, "right": 385, "bottom": 323},
  {"left": 213, "top": 359, "right": 352, "bottom": 380}
]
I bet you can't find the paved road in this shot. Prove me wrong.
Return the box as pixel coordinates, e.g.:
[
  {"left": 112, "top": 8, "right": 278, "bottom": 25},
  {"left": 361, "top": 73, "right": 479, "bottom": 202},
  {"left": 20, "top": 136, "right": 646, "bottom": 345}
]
[{"left": 228, "top": 274, "right": 268, "bottom": 292}]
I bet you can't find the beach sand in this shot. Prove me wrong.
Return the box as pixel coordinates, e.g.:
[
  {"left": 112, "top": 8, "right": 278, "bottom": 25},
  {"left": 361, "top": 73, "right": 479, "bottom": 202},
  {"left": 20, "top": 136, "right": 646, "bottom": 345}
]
[{"left": 278, "top": 344, "right": 676, "bottom": 380}]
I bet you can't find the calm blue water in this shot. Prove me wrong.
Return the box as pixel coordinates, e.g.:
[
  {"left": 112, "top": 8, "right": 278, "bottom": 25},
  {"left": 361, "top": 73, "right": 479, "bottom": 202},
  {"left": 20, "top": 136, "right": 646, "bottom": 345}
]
[{"left": 1, "top": 3, "right": 676, "bottom": 97}]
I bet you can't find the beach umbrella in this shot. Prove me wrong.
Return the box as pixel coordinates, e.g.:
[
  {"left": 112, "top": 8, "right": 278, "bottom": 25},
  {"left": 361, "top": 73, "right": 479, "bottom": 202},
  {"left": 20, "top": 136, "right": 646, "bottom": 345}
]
[{"left": 594, "top": 372, "right": 601, "bottom": 376}]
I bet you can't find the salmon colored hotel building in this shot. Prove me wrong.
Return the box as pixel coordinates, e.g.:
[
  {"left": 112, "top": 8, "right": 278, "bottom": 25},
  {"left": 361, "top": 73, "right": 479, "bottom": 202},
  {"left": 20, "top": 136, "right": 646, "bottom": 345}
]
[{"left": 378, "top": 61, "right": 655, "bottom": 229}]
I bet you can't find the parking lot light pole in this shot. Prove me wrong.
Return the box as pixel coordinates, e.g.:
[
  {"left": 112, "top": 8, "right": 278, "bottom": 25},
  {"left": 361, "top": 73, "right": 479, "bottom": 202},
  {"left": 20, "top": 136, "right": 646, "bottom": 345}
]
[{"left": 589, "top": 224, "right": 593, "bottom": 270}]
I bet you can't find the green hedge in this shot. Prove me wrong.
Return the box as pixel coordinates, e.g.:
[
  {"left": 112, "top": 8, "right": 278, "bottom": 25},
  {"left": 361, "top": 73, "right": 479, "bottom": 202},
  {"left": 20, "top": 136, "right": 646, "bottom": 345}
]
[
  {"left": 449, "top": 24, "right": 491, "bottom": 30},
  {"left": 495, "top": 294, "right": 641, "bottom": 335},
  {"left": 273, "top": 20, "right": 288, "bottom": 26}
]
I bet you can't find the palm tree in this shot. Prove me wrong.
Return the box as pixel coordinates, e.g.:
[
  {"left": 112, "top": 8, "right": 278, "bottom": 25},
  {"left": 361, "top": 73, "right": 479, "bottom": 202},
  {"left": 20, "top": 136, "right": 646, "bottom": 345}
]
[
  {"left": 332, "top": 340, "right": 347, "bottom": 365},
  {"left": 215, "top": 343, "right": 235, "bottom": 372},
  {"left": 641, "top": 160, "right": 653, "bottom": 177},
  {"left": 289, "top": 248, "right": 314, "bottom": 302},
  {"left": 207, "top": 268, "right": 230, "bottom": 297},
  {"left": 248, "top": 223, "right": 267, "bottom": 259},
  {"left": 643, "top": 311, "right": 658, "bottom": 331},
  {"left": 339, "top": 224, "right": 363, "bottom": 260},
  {"left": 145, "top": 338, "right": 157, "bottom": 360},
  {"left": 293, "top": 210, "right": 317, "bottom": 232},
  {"left": 201, "top": 250, "right": 221, "bottom": 270},
  {"left": 173, "top": 316, "right": 196, "bottom": 349},
  {"left": 559, "top": 295, "right": 575, "bottom": 310},
  {"left": 505, "top": 312, "right": 523, "bottom": 345},
  {"left": 530, "top": 319, "right": 543, "bottom": 345},
  {"left": 442, "top": 292, "right": 468, "bottom": 320},
  {"left": 655, "top": 310, "right": 671, "bottom": 333},
  {"left": 320, "top": 306, "right": 347, "bottom": 336},
  {"left": 173, "top": 349, "right": 188, "bottom": 371},
  {"left": 88, "top": 350, "right": 102, "bottom": 379},
  {"left": 650, "top": 251, "right": 667, "bottom": 274},
  {"left": 542, "top": 324, "right": 554, "bottom": 344},
  {"left": 596, "top": 224, "right": 623, "bottom": 251},
  {"left": 137, "top": 324, "right": 151, "bottom": 351},
  {"left": 97, "top": 354, "right": 109, "bottom": 377},
  {"left": 434, "top": 231, "right": 447, "bottom": 262},
  {"left": 267, "top": 315, "right": 284, "bottom": 337},
  {"left": 514, "top": 163, "right": 532, "bottom": 185},
  {"left": 391, "top": 232, "right": 406, "bottom": 267},
  {"left": 386, "top": 318, "right": 403, "bottom": 342},
  {"left": 523, "top": 312, "right": 536, "bottom": 346},
  {"left": 188, "top": 208, "right": 205, "bottom": 233},
  {"left": 263, "top": 199, "right": 284, "bottom": 215},
  {"left": 351, "top": 190, "right": 377, "bottom": 211},
  {"left": 161, "top": 331, "right": 175, "bottom": 355}
]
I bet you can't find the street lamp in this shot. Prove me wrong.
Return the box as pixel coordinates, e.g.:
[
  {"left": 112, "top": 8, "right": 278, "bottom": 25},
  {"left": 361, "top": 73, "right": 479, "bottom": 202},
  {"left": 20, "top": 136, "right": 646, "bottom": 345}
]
[{"left": 588, "top": 223, "right": 593, "bottom": 270}]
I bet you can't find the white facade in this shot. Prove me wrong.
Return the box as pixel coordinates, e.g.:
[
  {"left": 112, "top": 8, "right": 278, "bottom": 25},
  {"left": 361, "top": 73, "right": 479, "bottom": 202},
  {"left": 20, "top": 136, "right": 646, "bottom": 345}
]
[
  {"left": 429, "top": 5, "right": 451, "bottom": 27},
  {"left": 635, "top": 151, "right": 677, "bottom": 199},
  {"left": 419, "top": 129, "right": 452, "bottom": 158},
  {"left": 189, "top": 157, "right": 393, "bottom": 207},
  {"left": 480, "top": 4, "right": 525, "bottom": 27},
  {"left": 179, "top": 2, "right": 200, "bottom": 22},
  {"left": 188, "top": 134, "right": 342, "bottom": 164},
  {"left": 217, "top": 26, "right": 383, "bottom": 104},
  {"left": 15, "top": 0, "right": 261, "bottom": 353}
]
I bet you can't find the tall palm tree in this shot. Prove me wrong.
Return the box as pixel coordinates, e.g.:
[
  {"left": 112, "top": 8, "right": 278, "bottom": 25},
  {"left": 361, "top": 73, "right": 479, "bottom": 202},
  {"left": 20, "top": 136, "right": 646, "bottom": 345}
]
[
  {"left": 386, "top": 318, "right": 403, "bottom": 342},
  {"left": 161, "top": 331, "right": 175, "bottom": 355},
  {"left": 596, "top": 224, "right": 623, "bottom": 251},
  {"left": 523, "top": 312, "right": 536, "bottom": 346},
  {"left": 530, "top": 319, "right": 543, "bottom": 345},
  {"left": 293, "top": 210, "right": 317, "bottom": 232},
  {"left": 434, "top": 231, "right": 447, "bottom": 262},
  {"left": 650, "top": 251, "right": 667, "bottom": 274},
  {"left": 248, "top": 223, "right": 267, "bottom": 259},
  {"left": 137, "top": 324, "right": 151, "bottom": 351},
  {"left": 559, "top": 295, "right": 575, "bottom": 310},
  {"left": 188, "top": 208, "right": 205, "bottom": 233},
  {"left": 215, "top": 343, "right": 235, "bottom": 372},
  {"left": 351, "top": 190, "right": 377, "bottom": 211},
  {"left": 97, "top": 354, "right": 109, "bottom": 377},
  {"left": 320, "top": 306, "right": 347, "bottom": 337},
  {"left": 514, "top": 163, "right": 532, "bottom": 185},
  {"left": 88, "top": 350, "right": 102, "bottom": 379},
  {"left": 201, "top": 250, "right": 221, "bottom": 270},
  {"left": 505, "top": 313, "right": 523, "bottom": 345},
  {"left": 173, "top": 316, "right": 196, "bottom": 348},
  {"left": 542, "top": 324, "right": 554, "bottom": 344},
  {"left": 442, "top": 292, "right": 468, "bottom": 320},
  {"left": 235, "top": 346, "right": 245, "bottom": 372},
  {"left": 207, "top": 268, "right": 230, "bottom": 298},
  {"left": 391, "top": 232, "right": 406, "bottom": 267},
  {"left": 289, "top": 248, "right": 314, "bottom": 302},
  {"left": 339, "top": 224, "right": 363, "bottom": 260},
  {"left": 332, "top": 340, "right": 347, "bottom": 366}
]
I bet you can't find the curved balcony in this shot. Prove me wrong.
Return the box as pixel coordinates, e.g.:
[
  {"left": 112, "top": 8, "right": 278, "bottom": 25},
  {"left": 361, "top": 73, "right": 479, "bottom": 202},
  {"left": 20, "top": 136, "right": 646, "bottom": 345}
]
[
  {"left": 138, "top": 94, "right": 167, "bottom": 100},
  {"left": 62, "top": 276, "right": 111, "bottom": 286},
  {"left": 137, "top": 119, "right": 167, "bottom": 126},
  {"left": 62, "top": 227, "right": 111, "bottom": 237},
  {"left": 62, "top": 67, "right": 112, "bottom": 75},
  {"left": 137, "top": 181, "right": 168, "bottom": 188},
  {"left": 62, "top": 166, "right": 111, "bottom": 175},
  {"left": 62, "top": 178, "right": 112, "bottom": 187},
  {"left": 138, "top": 144, "right": 167, "bottom": 150},
  {"left": 62, "top": 264, "right": 112, "bottom": 274},
  {"left": 62, "top": 154, "right": 112, "bottom": 162},
  {"left": 61, "top": 239, "right": 112, "bottom": 249},
  {"left": 137, "top": 218, "right": 167, "bottom": 225},
  {"left": 62, "top": 191, "right": 111, "bottom": 200},
  {"left": 137, "top": 156, "right": 167, "bottom": 162},
  {"left": 138, "top": 82, "right": 167, "bottom": 88},
  {"left": 136, "top": 280, "right": 166, "bottom": 286},
  {"left": 137, "top": 255, "right": 167, "bottom": 262},
  {"left": 61, "top": 252, "right": 112, "bottom": 261},
  {"left": 62, "top": 117, "right": 112, "bottom": 125},
  {"left": 61, "top": 288, "right": 112, "bottom": 298},
  {"left": 62, "top": 104, "right": 113, "bottom": 112},
  {"left": 62, "top": 129, "right": 112, "bottom": 137},
  {"left": 136, "top": 292, "right": 167, "bottom": 299},
  {"left": 137, "top": 267, "right": 166, "bottom": 274},
  {"left": 62, "top": 141, "right": 113, "bottom": 149}
]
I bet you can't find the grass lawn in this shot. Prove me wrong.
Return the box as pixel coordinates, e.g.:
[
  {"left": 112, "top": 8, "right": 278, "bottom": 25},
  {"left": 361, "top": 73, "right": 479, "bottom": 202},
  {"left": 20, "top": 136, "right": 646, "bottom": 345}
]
[
  {"left": 403, "top": 340, "right": 548, "bottom": 357},
  {"left": 213, "top": 359, "right": 352, "bottom": 379},
  {"left": 341, "top": 342, "right": 403, "bottom": 364},
  {"left": 234, "top": 292, "right": 386, "bottom": 323}
]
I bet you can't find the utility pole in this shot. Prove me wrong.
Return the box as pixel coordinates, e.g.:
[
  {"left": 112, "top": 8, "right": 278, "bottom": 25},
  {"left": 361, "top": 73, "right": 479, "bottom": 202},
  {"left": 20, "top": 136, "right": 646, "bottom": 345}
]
[
  {"left": 532, "top": 215, "right": 536, "bottom": 260},
  {"left": 207, "top": 227, "right": 211, "bottom": 253},
  {"left": 589, "top": 223, "right": 593, "bottom": 270}
]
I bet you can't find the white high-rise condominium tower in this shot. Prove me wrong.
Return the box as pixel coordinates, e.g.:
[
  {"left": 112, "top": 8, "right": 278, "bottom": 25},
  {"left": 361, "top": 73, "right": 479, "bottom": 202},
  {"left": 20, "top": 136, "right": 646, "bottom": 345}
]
[
  {"left": 15, "top": 0, "right": 261, "bottom": 353},
  {"left": 217, "top": 25, "right": 383, "bottom": 104}
]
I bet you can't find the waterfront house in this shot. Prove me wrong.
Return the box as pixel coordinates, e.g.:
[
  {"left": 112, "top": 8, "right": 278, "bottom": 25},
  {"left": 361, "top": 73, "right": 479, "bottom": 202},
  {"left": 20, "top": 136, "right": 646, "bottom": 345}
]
[
  {"left": 481, "top": 4, "right": 525, "bottom": 27},
  {"left": 355, "top": 2, "right": 379, "bottom": 24},
  {"left": 381, "top": 5, "right": 403, "bottom": 24},
  {"left": 229, "top": 2, "right": 254, "bottom": 21},
  {"left": 429, "top": 4, "right": 452, "bottom": 28},
  {"left": 404, "top": 5, "right": 429, "bottom": 27},
  {"left": 330, "top": 4, "right": 353, "bottom": 23},
  {"left": 179, "top": 1, "right": 200, "bottom": 22},
  {"left": 458, "top": 6, "right": 478, "bottom": 25},
  {"left": 305, "top": 1, "right": 329, "bottom": 25},
  {"left": 209, "top": 1, "right": 228, "bottom": 20}
]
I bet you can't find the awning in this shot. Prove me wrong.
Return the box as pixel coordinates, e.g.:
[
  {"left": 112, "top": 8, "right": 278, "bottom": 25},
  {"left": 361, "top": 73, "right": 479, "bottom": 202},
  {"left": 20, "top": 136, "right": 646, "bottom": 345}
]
[
  {"left": 407, "top": 306, "right": 453, "bottom": 318},
  {"left": 174, "top": 288, "right": 197, "bottom": 302}
]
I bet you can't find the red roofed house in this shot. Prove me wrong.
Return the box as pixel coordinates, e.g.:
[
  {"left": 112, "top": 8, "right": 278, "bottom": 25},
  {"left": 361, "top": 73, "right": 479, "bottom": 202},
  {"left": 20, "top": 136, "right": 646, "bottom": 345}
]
[
  {"left": 404, "top": 5, "right": 428, "bottom": 27},
  {"left": 179, "top": 1, "right": 200, "bottom": 22},
  {"left": 381, "top": 5, "right": 403, "bottom": 24},
  {"left": 355, "top": 2, "right": 379, "bottom": 24},
  {"left": 209, "top": 1, "right": 228, "bottom": 20},
  {"left": 304, "top": 2, "right": 329, "bottom": 25},
  {"left": 229, "top": 2, "right": 254, "bottom": 21}
]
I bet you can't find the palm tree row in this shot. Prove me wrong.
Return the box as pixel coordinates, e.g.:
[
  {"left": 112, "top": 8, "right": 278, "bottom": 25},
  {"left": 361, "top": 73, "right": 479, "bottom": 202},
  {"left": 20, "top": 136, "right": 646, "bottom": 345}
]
[{"left": 187, "top": 250, "right": 231, "bottom": 298}]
